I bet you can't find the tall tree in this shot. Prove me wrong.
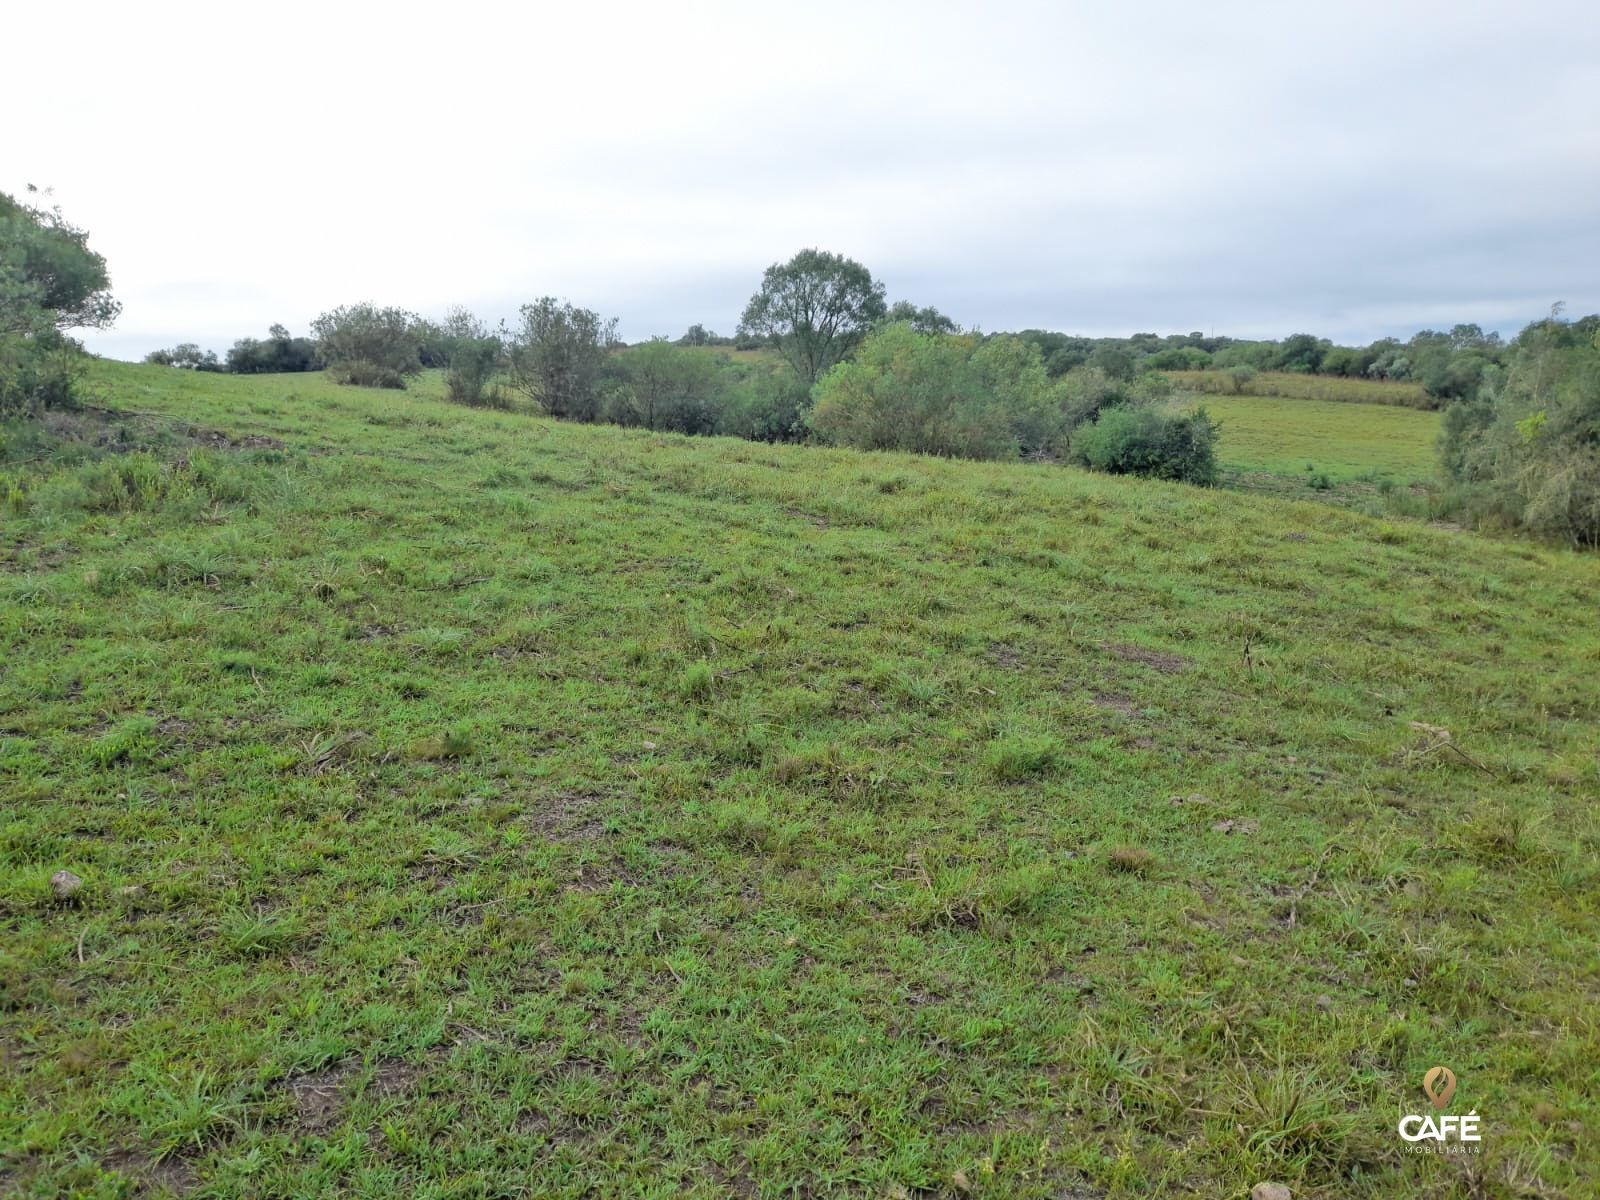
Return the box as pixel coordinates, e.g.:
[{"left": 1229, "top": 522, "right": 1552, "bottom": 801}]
[{"left": 738, "top": 249, "right": 886, "bottom": 385}]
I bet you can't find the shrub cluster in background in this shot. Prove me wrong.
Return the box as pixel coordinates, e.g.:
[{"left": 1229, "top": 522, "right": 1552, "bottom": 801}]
[
  {"left": 1438, "top": 311, "right": 1600, "bottom": 547},
  {"left": 310, "top": 303, "right": 423, "bottom": 388},
  {"left": 810, "top": 325, "right": 1057, "bottom": 460},
  {"left": 227, "top": 324, "right": 321, "bottom": 374},
  {"left": 38, "top": 226, "right": 1600, "bottom": 541},
  {"left": 1013, "top": 324, "right": 1508, "bottom": 408},
  {"left": 808, "top": 323, "right": 1205, "bottom": 480},
  {"left": 1069, "top": 405, "right": 1219, "bottom": 485}
]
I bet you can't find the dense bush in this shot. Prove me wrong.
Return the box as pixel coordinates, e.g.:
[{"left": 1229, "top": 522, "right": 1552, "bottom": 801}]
[
  {"left": 226, "top": 324, "right": 321, "bottom": 374},
  {"left": 504, "top": 298, "right": 618, "bottom": 419},
  {"left": 146, "top": 343, "right": 222, "bottom": 371},
  {"left": 1069, "top": 405, "right": 1219, "bottom": 485},
  {"left": 714, "top": 370, "right": 811, "bottom": 442},
  {"left": 422, "top": 309, "right": 503, "bottom": 407},
  {"left": 1, "top": 189, "right": 119, "bottom": 417},
  {"left": 311, "top": 303, "right": 422, "bottom": 388},
  {"left": 609, "top": 339, "right": 723, "bottom": 433},
  {"left": 1, "top": 331, "right": 80, "bottom": 416},
  {"left": 445, "top": 336, "right": 504, "bottom": 407},
  {"left": 809, "top": 325, "right": 1203, "bottom": 467},
  {"left": 1438, "top": 313, "right": 1600, "bottom": 547},
  {"left": 809, "top": 325, "right": 1032, "bottom": 460}
]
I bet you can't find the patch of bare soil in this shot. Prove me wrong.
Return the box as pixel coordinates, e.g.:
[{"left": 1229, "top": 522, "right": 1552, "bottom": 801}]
[
  {"left": 1090, "top": 691, "right": 1138, "bottom": 716},
  {"left": 101, "top": 1149, "right": 197, "bottom": 1195},
  {"left": 371, "top": 1059, "right": 425, "bottom": 1097},
  {"left": 190, "top": 429, "right": 286, "bottom": 451},
  {"left": 1103, "top": 642, "right": 1189, "bottom": 673},
  {"left": 988, "top": 642, "right": 1027, "bottom": 670},
  {"left": 32, "top": 406, "right": 285, "bottom": 457},
  {"left": 1210, "top": 818, "right": 1260, "bottom": 835},
  {"left": 527, "top": 791, "right": 608, "bottom": 843},
  {"left": 285, "top": 1060, "right": 362, "bottom": 1132}
]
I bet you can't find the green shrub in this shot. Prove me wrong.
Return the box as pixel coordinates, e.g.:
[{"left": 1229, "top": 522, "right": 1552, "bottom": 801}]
[
  {"left": 444, "top": 336, "right": 505, "bottom": 407},
  {"left": 311, "top": 303, "right": 422, "bottom": 389},
  {"left": 1069, "top": 405, "right": 1219, "bottom": 485},
  {"left": 809, "top": 324, "right": 1035, "bottom": 460},
  {"left": 1437, "top": 313, "right": 1600, "bottom": 547},
  {"left": 715, "top": 369, "right": 811, "bottom": 442}
]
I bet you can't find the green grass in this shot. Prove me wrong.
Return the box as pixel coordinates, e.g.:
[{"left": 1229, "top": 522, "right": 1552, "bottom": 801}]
[
  {"left": 1182, "top": 393, "right": 1443, "bottom": 483},
  {"left": 1169, "top": 370, "right": 1435, "bottom": 409},
  {"left": 2, "top": 361, "right": 1598, "bottom": 1198}
]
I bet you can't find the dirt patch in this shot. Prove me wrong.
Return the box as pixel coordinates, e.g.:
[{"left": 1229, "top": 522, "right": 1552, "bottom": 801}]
[
  {"left": 784, "top": 509, "right": 830, "bottom": 529},
  {"left": 1090, "top": 691, "right": 1138, "bottom": 716},
  {"left": 1103, "top": 642, "right": 1188, "bottom": 673},
  {"left": 1211, "top": 818, "right": 1260, "bottom": 835},
  {"left": 988, "top": 642, "right": 1026, "bottom": 670},
  {"left": 102, "top": 1149, "right": 196, "bottom": 1195},
  {"left": 285, "top": 1059, "right": 362, "bottom": 1132},
  {"left": 190, "top": 429, "right": 286, "bottom": 452},
  {"left": 371, "top": 1059, "right": 425, "bottom": 1097},
  {"left": 527, "top": 791, "right": 607, "bottom": 843},
  {"left": 32, "top": 407, "right": 286, "bottom": 458}
]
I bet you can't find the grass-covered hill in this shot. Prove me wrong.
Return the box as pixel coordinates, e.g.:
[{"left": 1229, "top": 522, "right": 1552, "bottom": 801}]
[{"left": 2, "top": 362, "right": 1597, "bottom": 1198}]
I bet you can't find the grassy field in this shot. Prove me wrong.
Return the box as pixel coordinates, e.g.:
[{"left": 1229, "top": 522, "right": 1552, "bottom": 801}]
[
  {"left": 2, "top": 362, "right": 1597, "bottom": 1199},
  {"left": 1178, "top": 394, "right": 1443, "bottom": 483},
  {"left": 1168, "top": 371, "right": 1434, "bottom": 410}
]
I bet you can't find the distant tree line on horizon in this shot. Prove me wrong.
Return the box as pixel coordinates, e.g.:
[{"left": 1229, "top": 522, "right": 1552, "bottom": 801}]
[
  {"left": 4, "top": 185, "right": 1597, "bottom": 547},
  {"left": 129, "top": 247, "right": 1600, "bottom": 546},
  {"left": 145, "top": 311, "right": 1507, "bottom": 413}
]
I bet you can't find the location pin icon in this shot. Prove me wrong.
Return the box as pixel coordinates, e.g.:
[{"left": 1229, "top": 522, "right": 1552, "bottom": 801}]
[{"left": 1423, "top": 1066, "right": 1456, "bottom": 1110}]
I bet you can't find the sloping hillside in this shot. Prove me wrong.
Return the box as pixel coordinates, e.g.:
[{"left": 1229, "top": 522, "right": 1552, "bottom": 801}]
[{"left": 2, "top": 362, "right": 1597, "bottom": 1198}]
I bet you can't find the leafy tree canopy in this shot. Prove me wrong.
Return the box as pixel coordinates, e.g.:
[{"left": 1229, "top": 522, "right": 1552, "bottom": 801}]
[{"left": 738, "top": 249, "right": 886, "bottom": 385}]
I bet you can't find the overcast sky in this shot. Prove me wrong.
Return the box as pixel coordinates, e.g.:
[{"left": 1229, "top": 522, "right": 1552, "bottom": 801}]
[{"left": 7, "top": 0, "right": 1598, "bottom": 360}]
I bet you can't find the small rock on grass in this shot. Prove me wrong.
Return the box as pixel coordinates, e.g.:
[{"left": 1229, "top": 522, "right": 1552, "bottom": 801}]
[
  {"left": 1251, "top": 1184, "right": 1292, "bottom": 1200},
  {"left": 51, "top": 870, "right": 83, "bottom": 901}
]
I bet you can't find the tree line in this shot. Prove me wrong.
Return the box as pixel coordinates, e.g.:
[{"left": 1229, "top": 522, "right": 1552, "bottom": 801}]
[{"left": 5, "top": 189, "right": 1596, "bottom": 544}]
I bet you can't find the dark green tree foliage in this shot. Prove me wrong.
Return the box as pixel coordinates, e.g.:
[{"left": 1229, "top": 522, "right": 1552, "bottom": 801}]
[
  {"left": 225, "top": 324, "right": 321, "bottom": 374},
  {"left": 714, "top": 369, "right": 812, "bottom": 442},
  {"left": 884, "top": 300, "right": 960, "bottom": 335},
  {"left": 1070, "top": 405, "right": 1220, "bottom": 485},
  {"left": 311, "top": 303, "right": 422, "bottom": 388},
  {"left": 609, "top": 339, "right": 722, "bottom": 433},
  {"left": 1273, "top": 333, "right": 1326, "bottom": 374},
  {"left": 739, "top": 249, "right": 886, "bottom": 385},
  {"left": 1087, "top": 345, "right": 1135, "bottom": 381},
  {"left": 504, "top": 298, "right": 618, "bottom": 419},
  {"left": 145, "top": 343, "right": 222, "bottom": 371},
  {"left": 1, "top": 188, "right": 120, "bottom": 416},
  {"left": 677, "top": 323, "right": 735, "bottom": 347},
  {"left": 1439, "top": 312, "right": 1600, "bottom": 546},
  {"left": 809, "top": 325, "right": 1059, "bottom": 460}
]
